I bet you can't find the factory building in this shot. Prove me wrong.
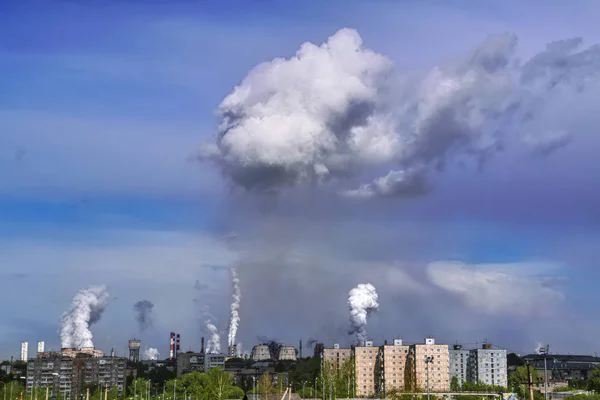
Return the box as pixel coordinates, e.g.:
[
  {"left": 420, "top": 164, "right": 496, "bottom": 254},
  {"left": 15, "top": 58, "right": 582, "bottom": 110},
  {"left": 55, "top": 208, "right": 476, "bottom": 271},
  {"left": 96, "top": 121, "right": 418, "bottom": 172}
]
[
  {"left": 176, "top": 352, "right": 226, "bottom": 377},
  {"left": 251, "top": 345, "right": 271, "bottom": 361},
  {"left": 449, "top": 345, "right": 470, "bottom": 386},
  {"left": 128, "top": 340, "right": 141, "bottom": 363},
  {"left": 27, "top": 348, "right": 126, "bottom": 398},
  {"left": 523, "top": 354, "right": 600, "bottom": 382},
  {"left": 354, "top": 341, "right": 379, "bottom": 397},
  {"left": 277, "top": 346, "right": 297, "bottom": 361},
  {"left": 380, "top": 339, "right": 410, "bottom": 394}
]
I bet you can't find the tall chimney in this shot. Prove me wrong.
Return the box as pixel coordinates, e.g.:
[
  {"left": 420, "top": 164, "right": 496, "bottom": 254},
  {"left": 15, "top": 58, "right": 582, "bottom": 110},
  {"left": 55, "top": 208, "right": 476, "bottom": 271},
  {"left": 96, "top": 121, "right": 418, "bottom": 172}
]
[
  {"left": 299, "top": 340, "right": 303, "bottom": 359},
  {"left": 201, "top": 337, "right": 205, "bottom": 354},
  {"left": 233, "top": 344, "right": 237, "bottom": 358},
  {"left": 227, "top": 346, "right": 231, "bottom": 357},
  {"left": 176, "top": 334, "right": 181, "bottom": 358},
  {"left": 111, "top": 348, "right": 114, "bottom": 358},
  {"left": 169, "top": 333, "right": 175, "bottom": 360}
]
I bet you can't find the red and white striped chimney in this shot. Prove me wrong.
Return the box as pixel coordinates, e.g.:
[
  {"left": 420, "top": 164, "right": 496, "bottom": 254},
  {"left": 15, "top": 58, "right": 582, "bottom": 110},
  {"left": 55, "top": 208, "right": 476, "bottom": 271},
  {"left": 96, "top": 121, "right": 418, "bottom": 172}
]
[{"left": 169, "top": 332, "right": 175, "bottom": 360}]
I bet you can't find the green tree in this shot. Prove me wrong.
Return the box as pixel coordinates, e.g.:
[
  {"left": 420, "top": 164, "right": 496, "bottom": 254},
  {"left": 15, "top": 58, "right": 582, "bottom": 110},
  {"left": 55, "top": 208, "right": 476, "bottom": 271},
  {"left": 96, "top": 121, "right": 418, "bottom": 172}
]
[
  {"left": 451, "top": 377, "right": 460, "bottom": 391},
  {"left": 508, "top": 366, "right": 544, "bottom": 400},
  {"left": 587, "top": 366, "right": 600, "bottom": 393},
  {"left": 202, "top": 368, "right": 243, "bottom": 400}
]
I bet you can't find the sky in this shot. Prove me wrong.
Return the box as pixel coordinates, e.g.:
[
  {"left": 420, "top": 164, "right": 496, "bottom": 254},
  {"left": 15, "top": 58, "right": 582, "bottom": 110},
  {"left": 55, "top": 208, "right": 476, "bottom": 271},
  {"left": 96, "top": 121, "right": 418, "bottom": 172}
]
[{"left": 2, "top": 0, "right": 600, "bottom": 360}]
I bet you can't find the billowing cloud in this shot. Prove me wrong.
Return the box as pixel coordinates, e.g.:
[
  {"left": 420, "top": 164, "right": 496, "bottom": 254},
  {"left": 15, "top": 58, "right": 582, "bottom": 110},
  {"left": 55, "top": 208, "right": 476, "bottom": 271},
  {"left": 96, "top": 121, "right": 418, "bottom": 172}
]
[
  {"left": 203, "top": 29, "right": 600, "bottom": 197},
  {"left": 426, "top": 261, "right": 564, "bottom": 317}
]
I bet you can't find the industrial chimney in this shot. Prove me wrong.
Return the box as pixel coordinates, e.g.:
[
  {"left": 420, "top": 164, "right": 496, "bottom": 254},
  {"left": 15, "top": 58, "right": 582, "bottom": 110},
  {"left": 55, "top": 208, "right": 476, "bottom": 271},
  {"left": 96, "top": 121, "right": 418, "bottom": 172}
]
[
  {"left": 176, "top": 334, "right": 181, "bottom": 358},
  {"left": 201, "top": 337, "right": 205, "bottom": 354},
  {"left": 169, "top": 333, "right": 175, "bottom": 360}
]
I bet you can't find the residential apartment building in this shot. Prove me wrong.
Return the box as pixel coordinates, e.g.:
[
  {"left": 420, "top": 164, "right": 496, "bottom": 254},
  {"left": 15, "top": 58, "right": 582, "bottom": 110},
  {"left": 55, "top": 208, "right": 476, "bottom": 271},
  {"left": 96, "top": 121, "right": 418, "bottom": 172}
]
[
  {"left": 27, "top": 349, "right": 126, "bottom": 398},
  {"left": 449, "top": 345, "right": 470, "bottom": 386},
  {"left": 407, "top": 338, "right": 450, "bottom": 392},
  {"left": 469, "top": 345, "right": 507, "bottom": 387},
  {"left": 322, "top": 343, "right": 352, "bottom": 368},
  {"left": 176, "top": 352, "right": 225, "bottom": 377},
  {"left": 380, "top": 339, "right": 410, "bottom": 394},
  {"left": 355, "top": 341, "right": 379, "bottom": 397}
]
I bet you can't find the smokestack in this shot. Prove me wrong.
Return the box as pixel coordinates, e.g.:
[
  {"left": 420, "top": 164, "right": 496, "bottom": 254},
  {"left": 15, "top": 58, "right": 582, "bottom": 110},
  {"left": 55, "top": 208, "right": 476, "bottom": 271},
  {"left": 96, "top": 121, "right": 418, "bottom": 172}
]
[
  {"left": 299, "top": 340, "right": 302, "bottom": 359},
  {"left": 176, "top": 334, "right": 180, "bottom": 358},
  {"left": 233, "top": 344, "right": 237, "bottom": 358},
  {"left": 111, "top": 348, "right": 114, "bottom": 358},
  {"left": 201, "top": 337, "right": 205, "bottom": 354},
  {"left": 169, "top": 333, "right": 175, "bottom": 360},
  {"left": 227, "top": 346, "right": 231, "bottom": 357}
]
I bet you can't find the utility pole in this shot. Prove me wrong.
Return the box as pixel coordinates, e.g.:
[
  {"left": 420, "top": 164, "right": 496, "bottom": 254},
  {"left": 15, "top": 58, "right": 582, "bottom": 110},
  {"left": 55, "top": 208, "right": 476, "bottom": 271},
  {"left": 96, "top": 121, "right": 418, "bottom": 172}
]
[
  {"left": 539, "top": 345, "right": 550, "bottom": 400},
  {"left": 173, "top": 381, "right": 176, "bottom": 400},
  {"left": 527, "top": 364, "right": 534, "bottom": 400}
]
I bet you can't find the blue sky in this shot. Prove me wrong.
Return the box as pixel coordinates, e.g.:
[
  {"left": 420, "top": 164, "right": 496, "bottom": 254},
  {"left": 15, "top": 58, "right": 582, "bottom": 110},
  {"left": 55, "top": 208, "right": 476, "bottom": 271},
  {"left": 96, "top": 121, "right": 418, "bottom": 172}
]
[{"left": 2, "top": 0, "right": 600, "bottom": 359}]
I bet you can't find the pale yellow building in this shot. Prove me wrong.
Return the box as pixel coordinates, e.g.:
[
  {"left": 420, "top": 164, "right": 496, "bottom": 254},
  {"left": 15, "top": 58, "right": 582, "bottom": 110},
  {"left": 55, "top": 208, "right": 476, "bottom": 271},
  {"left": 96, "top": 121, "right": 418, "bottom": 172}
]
[
  {"left": 408, "top": 338, "right": 450, "bottom": 392},
  {"left": 354, "top": 341, "right": 380, "bottom": 397},
  {"left": 322, "top": 343, "right": 352, "bottom": 367},
  {"left": 380, "top": 339, "right": 410, "bottom": 394}
]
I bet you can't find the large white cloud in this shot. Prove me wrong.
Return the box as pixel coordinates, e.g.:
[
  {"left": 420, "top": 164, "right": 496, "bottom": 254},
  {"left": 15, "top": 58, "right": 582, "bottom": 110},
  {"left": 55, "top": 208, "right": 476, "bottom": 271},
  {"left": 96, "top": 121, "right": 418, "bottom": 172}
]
[
  {"left": 203, "top": 28, "right": 600, "bottom": 196},
  {"left": 426, "top": 261, "right": 564, "bottom": 317}
]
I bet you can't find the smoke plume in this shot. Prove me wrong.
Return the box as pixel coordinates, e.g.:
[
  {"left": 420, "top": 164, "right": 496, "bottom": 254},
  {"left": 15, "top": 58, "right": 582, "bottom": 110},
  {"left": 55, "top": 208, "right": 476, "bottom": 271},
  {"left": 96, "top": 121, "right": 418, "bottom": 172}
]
[
  {"left": 201, "top": 28, "right": 600, "bottom": 196},
  {"left": 348, "top": 283, "right": 379, "bottom": 342},
  {"left": 133, "top": 300, "right": 154, "bottom": 332},
  {"left": 205, "top": 321, "right": 221, "bottom": 354},
  {"left": 143, "top": 347, "right": 159, "bottom": 360},
  {"left": 60, "top": 285, "right": 110, "bottom": 349},
  {"left": 227, "top": 268, "right": 241, "bottom": 349}
]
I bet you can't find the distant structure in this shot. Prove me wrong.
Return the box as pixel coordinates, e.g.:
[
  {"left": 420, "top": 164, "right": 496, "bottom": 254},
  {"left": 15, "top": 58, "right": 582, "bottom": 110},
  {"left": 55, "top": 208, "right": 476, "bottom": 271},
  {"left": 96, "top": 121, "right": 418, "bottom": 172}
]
[
  {"left": 314, "top": 343, "right": 324, "bottom": 358},
  {"left": 251, "top": 345, "right": 270, "bottom": 361},
  {"left": 176, "top": 352, "right": 226, "bottom": 377},
  {"left": 37, "top": 341, "right": 45, "bottom": 354},
  {"left": 523, "top": 353, "right": 600, "bottom": 382},
  {"left": 129, "top": 339, "right": 141, "bottom": 363},
  {"left": 407, "top": 338, "right": 450, "bottom": 393},
  {"left": 278, "top": 346, "right": 297, "bottom": 361},
  {"left": 299, "top": 340, "right": 303, "bottom": 359},
  {"left": 21, "top": 342, "right": 28, "bottom": 361},
  {"left": 169, "top": 333, "right": 181, "bottom": 360},
  {"left": 27, "top": 348, "right": 126, "bottom": 398}
]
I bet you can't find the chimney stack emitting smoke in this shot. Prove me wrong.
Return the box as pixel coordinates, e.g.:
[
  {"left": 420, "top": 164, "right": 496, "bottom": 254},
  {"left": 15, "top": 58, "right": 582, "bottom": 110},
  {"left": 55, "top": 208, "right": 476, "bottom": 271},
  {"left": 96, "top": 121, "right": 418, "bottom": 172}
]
[
  {"left": 227, "top": 268, "right": 241, "bottom": 352},
  {"left": 348, "top": 283, "right": 379, "bottom": 342},
  {"left": 60, "top": 285, "right": 110, "bottom": 349}
]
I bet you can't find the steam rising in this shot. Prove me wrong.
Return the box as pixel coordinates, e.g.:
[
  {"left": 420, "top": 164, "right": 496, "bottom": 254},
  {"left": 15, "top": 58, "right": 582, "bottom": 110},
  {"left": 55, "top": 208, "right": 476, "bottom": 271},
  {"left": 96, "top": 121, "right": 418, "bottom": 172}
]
[
  {"left": 348, "top": 283, "right": 379, "bottom": 342},
  {"left": 205, "top": 321, "right": 221, "bottom": 354},
  {"left": 60, "top": 285, "right": 110, "bottom": 349},
  {"left": 133, "top": 300, "right": 154, "bottom": 332},
  {"left": 144, "top": 347, "right": 159, "bottom": 360},
  {"left": 202, "top": 28, "right": 600, "bottom": 196},
  {"left": 227, "top": 268, "right": 241, "bottom": 349}
]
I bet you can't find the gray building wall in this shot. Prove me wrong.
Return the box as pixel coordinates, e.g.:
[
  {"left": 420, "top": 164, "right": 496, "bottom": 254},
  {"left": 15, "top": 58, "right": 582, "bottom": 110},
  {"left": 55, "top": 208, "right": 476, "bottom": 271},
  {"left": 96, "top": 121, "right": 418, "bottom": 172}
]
[
  {"left": 469, "top": 348, "right": 507, "bottom": 387},
  {"left": 449, "top": 348, "right": 470, "bottom": 386},
  {"left": 177, "top": 352, "right": 226, "bottom": 377}
]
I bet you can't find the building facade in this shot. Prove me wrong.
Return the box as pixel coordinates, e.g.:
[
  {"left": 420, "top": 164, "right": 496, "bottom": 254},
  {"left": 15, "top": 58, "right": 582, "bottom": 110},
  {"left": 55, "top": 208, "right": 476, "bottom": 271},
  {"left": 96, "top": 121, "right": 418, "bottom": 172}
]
[
  {"left": 27, "top": 349, "right": 126, "bottom": 398},
  {"left": 449, "top": 345, "right": 470, "bottom": 387},
  {"left": 355, "top": 341, "right": 379, "bottom": 397},
  {"left": 380, "top": 339, "right": 410, "bottom": 394},
  {"left": 469, "top": 345, "right": 507, "bottom": 387},
  {"left": 407, "top": 338, "right": 450, "bottom": 392},
  {"left": 176, "top": 352, "right": 226, "bottom": 377},
  {"left": 128, "top": 340, "right": 141, "bottom": 363},
  {"left": 251, "top": 345, "right": 271, "bottom": 361},
  {"left": 277, "top": 346, "right": 297, "bottom": 361},
  {"left": 322, "top": 344, "right": 352, "bottom": 368}
]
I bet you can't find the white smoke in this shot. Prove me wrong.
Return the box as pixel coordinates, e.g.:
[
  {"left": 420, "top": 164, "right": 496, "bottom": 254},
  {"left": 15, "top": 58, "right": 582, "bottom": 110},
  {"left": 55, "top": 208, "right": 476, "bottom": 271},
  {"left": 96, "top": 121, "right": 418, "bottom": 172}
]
[
  {"left": 143, "top": 347, "right": 159, "bottom": 361},
  {"left": 60, "top": 285, "right": 110, "bottom": 349},
  {"left": 205, "top": 321, "right": 221, "bottom": 354},
  {"left": 227, "top": 268, "right": 241, "bottom": 349},
  {"left": 202, "top": 29, "right": 600, "bottom": 196},
  {"left": 348, "top": 283, "right": 379, "bottom": 342}
]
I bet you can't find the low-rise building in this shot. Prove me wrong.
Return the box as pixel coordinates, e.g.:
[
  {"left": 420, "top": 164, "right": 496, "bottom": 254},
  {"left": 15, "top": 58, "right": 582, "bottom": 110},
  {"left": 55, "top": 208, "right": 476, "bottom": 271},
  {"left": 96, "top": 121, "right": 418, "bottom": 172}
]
[{"left": 176, "top": 352, "right": 226, "bottom": 377}]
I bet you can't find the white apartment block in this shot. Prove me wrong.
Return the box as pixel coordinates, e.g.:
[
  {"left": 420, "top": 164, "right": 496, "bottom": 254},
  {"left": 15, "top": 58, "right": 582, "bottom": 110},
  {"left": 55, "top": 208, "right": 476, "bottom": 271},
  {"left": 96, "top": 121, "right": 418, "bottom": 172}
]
[
  {"left": 449, "top": 345, "right": 470, "bottom": 386},
  {"left": 469, "top": 345, "right": 507, "bottom": 387}
]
